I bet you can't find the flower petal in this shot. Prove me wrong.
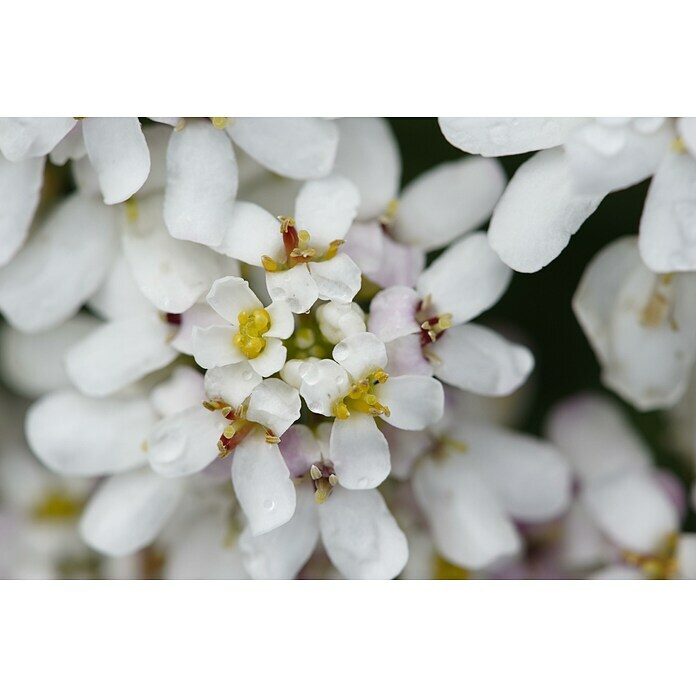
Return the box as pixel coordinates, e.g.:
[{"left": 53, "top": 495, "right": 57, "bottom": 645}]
[
  {"left": 299, "top": 359, "right": 352, "bottom": 416},
  {"left": 417, "top": 232, "right": 512, "bottom": 324},
  {"left": 206, "top": 276, "right": 262, "bottom": 324},
  {"left": 82, "top": 117, "right": 151, "bottom": 204},
  {"left": 239, "top": 484, "right": 318, "bottom": 579},
  {"left": 413, "top": 453, "right": 520, "bottom": 569},
  {"left": 0, "top": 194, "right": 118, "bottom": 332},
  {"left": 249, "top": 337, "right": 287, "bottom": 378},
  {"left": 80, "top": 468, "right": 182, "bottom": 556},
  {"left": 264, "top": 300, "right": 295, "bottom": 339},
  {"left": 385, "top": 334, "right": 434, "bottom": 377},
  {"left": 0, "top": 154, "right": 44, "bottom": 266},
  {"left": 438, "top": 117, "right": 585, "bottom": 156},
  {"left": 334, "top": 117, "right": 401, "bottom": 220},
  {"left": 329, "top": 413, "right": 390, "bottom": 489},
  {"left": 393, "top": 158, "right": 507, "bottom": 251},
  {"left": 123, "top": 194, "right": 229, "bottom": 314},
  {"left": 192, "top": 324, "right": 243, "bottom": 369},
  {"left": 147, "top": 405, "right": 223, "bottom": 477},
  {"left": 215, "top": 201, "right": 284, "bottom": 267},
  {"left": 204, "top": 363, "right": 262, "bottom": 407},
  {"left": 375, "top": 375, "right": 444, "bottom": 430},
  {"left": 65, "top": 316, "right": 177, "bottom": 397},
  {"left": 227, "top": 117, "right": 338, "bottom": 179},
  {"left": 278, "top": 425, "right": 322, "bottom": 478},
  {"left": 294, "top": 174, "right": 360, "bottom": 249},
  {"left": 309, "top": 254, "right": 362, "bottom": 304},
  {"left": 0, "top": 117, "right": 75, "bottom": 161},
  {"left": 246, "top": 378, "right": 301, "bottom": 436},
  {"left": 88, "top": 252, "right": 153, "bottom": 320},
  {"left": 232, "top": 430, "right": 296, "bottom": 536},
  {"left": 266, "top": 264, "right": 318, "bottom": 314},
  {"left": 368, "top": 286, "right": 420, "bottom": 342},
  {"left": 488, "top": 148, "right": 605, "bottom": 273},
  {"left": 430, "top": 324, "right": 534, "bottom": 396},
  {"left": 332, "top": 331, "right": 387, "bottom": 380},
  {"left": 26, "top": 390, "right": 156, "bottom": 476},
  {"left": 164, "top": 119, "right": 237, "bottom": 245},
  {"left": 151, "top": 365, "right": 205, "bottom": 417},
  {"left": 639, "top": 149, "right": 696, "bottom": 272},
  {"left": 319, "top": 487, "right": 408, "bottom": 579}
]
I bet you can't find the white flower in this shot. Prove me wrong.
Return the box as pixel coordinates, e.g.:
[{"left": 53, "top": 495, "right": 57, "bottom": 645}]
[
  {"left": 0, "top": 117, "right": 151, "bottom": 204},
  {"left": 368, "top": 232, "right": 534, "bottom": 395},
  {"left": 413, "top": 417, "right": 572, "bottom": 570},
  {"left": 192, "top": 276, "right": 294, "bottom": 378},
  {"left": 215, "top": 174, "right": 362, "bottom": 313},
  {"left": 439, "top": 117, "right": 696, "bottom": 273},
  {"left": 147, "top": 370, "right": 301, "bottom": 536},
  {"left": 545, "top": 393, "right": 694, "bottom": 579},
  {"left": 238, "top": 423, "right": 408, "bottom": 580},
  {"left": 337, "top": 117, "right": 507, "bottom": 287},
  {"left": 297, "top": 332, "right": 444, "bottom": 489},
  {"left": 574, "top": 236, "right": 696, "bottom": 410},
  {"left": 315, "top": 300, "right": 366, "bottom": 345}
]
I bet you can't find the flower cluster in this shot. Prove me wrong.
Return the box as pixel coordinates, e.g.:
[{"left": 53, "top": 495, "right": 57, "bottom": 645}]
[{"left": 2, "top": 116, "right": 696, "bottom": 580}]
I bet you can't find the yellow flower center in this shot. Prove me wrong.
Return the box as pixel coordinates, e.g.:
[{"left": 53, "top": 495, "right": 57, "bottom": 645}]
[
  {"left": 32, "top": 491, "right": 83, "bottom": 521},
  {"left": 233, "top": 308, "right": 271, "bottom": 359},
  {"left": 333, "top": 369, "right": 390, "bottom": 419},
  {"left": 622, "top": 532, "right": 679, "bottom": 580}
]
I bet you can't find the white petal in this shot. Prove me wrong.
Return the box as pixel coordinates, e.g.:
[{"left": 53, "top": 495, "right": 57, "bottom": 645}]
[
  {"left": 264, "top": 300, "right": 295, "bottom": 339},
  {"left": 82, "top": 117, "right": 151, "bottom": 204},
  {"left": 590, "top": 565, "right": 645, "bottom": 580},
  {"left": 0, "top": 154, "right": 44, "bottom": 266},
  {"left": 565, "top": 119, "right": 672, "bottom": 195},
  {"left": 572, "top": 236, "right": 642, "bottom": 364},
  {"left": 438, "top": 117, "right": 585, "bottom": 156},
  {"left": 367, "top": 286, "right": 420, "bottom": 342},
  {"left": 294, "top": 174, "right": 360, "bottom": 249},
  {"left": 249, "top": 337, "right": 287, "bottom": 378},
  {"left": 430, "top": 324, "right": 534, "bottom": 396},
  {"left": 214, "top": 201, "right": 284, "bottom": 266},
  {"left": 488, "top": 148, "right": 605, "bottom": 273},
  {"left": 266, "top": 264, "right": 318, "bottom": 313},
  {"left": 246, "top": 378, "right": 300, "bottom": 436},
  {"left": 319, "top": 487, "right": 408, "bottom": 579},
  {"left": 332, "top": 331, "right": 387, "bottom": 380},
  {"left": 545, "top": 393, "right": 654, "bottom": 484},
  {"left": 334, "top": 117, "right": 401, "bottom": 220},
  {"left": 413, "top": 454, "right": 520, "bottom": 569},
  {"left": 138, "top": 124, "right": 171, "bottom": 197},
  {"left": 80, "top": 468, "right": 182, "bottom": 556},
  {"left": 147, "top": 405, "right": 222, "bottom": 477},
  {"left": 393, "top": 158, "right": 507, "bottom": 251},
  {"left": 65, "top": 316, "right": 177, "bottom": 397},
  {"left": 639, "top": 149, "right": 696, "bottom": 272},
  {"left": 192, "top": 325, "right": 243, "bottom": 369},
  {"left": 227, "top": 117, "right": 338, "bottom": 179},
  {"left": 151, "top": 365, "right": 205, "bottom": 417},
  {"left": 278, "top": 424, "right": 323, "bottom": 477},
  {"left": 232, "top": 430, "right": 296, "bottom": 535},
  {"left": 123, "top": 193, "right": 229, "bottom": 314},
  {"left": 26, "top": 390, "right": 156, "bottom": 476},
  {"left": 329, "top": 413, "right": 390, "bottom": 489},
  {"left": 677, "top": 118, "right": 696, "bottom": 157},
  {"left": 677, "top": 533, "right": 696, "bottom": 579},
  {"left": 88, "top": 252, "right": 153, "bottom": 320},
  {"left": 239, "top": 485, "right": 318, "bottom": 579},
  {"left": 206, "top": 276, "right": 262, "bottom": 324},
  {"left": 376, "top": 375, "right": 444, "bottom": 430},
  {"left": 385, "top": 334, "right": 434, "bottom": 377},
  {"left": 50, "top": 122, "right": 86, "bottom": 165},
  {"left": 170, "top": 302, "right": 222, "bottom": 355},
  {"left": 417, "top": 232, "right": 512, "bottom": 323},
  {"left": 204, "top": 363, "right": 262, "bottom": 407},
  {"left": 164, "top": 119, "right": 237, "bottom": 245},
  {"left": 315, "top": 300, "right": 366, "bottom": 344},
  {"left": 583, "top": 471, "right": 678, "bottom": 554},
  {"left": 342, "top": 221, "right": 384, "bottom": 276},
  {"left": 451, "top": 421, "right": 571, "bottom": 522},
  {"left": 0, "top": 194, "right": 118, "bottom": 332},
  {"left": 0, "top": 313, "right": 99, "bottom": 398},
  {"left": 309, "top": 254, "right": 362, "bottom": 304},
  {"left": 299, "top": 359, "right": 352, "bottom": 416},
  {"left": 0, "top": 117, "right": 75, "bottom": 161}
]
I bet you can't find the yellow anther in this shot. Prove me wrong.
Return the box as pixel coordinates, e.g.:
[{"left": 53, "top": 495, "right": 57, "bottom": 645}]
[
  {"left": 32, "top": 491, "right": 82, "bottom": 521},
  {"left": 265, "top": 434, "right": 281, "bottom": 444},
  {"left": 125, "top": 197, "right": 139, "bottom": 223},
  {"left": 203, "top": 399, "right": 228, "bottom": 411},
  {"left": 234, "top": 308, "right": 271, "bottom": 359},
  {"left": 314, "top": 478, "right": 333, "bottom": 504},
  {"left": 437, "top": 313, "right": 453, "bottom": 331},
  {"left": 310, "top": 464, "right": 322, "bottom": 480},
  {"left": 174, "top": 118, "right": 186, "bottom": 132},
  {"left": 278, "top": 216, "right": 296, "bottom": 233},
  {"left": 233, "top": 333, "right": 246, "bottom": 348},
  {"left": 365, "top": 394, "right": 377, "bottom": 406},
  {"left": 385, "top": 198, "right": 399, "bottom": 222},
  {"left": 252, "top": 309, "right": 270, "bottom": 332},
  {"left": 323, "top": 239, "right": 345, "bottom": 261},
  {"left": 290, "top": 246, "right": 316, "bottom": 259},
  {"left": 261, "top": 255, "right": 280, "bottom": 272},
  {"left": 212, "top": 117, "right": 228, "bottom": 129},
  {"left": 372, "top": 369, "right": 389, "bottom": 384},
  {"left": 328, "top": 473, "right": 338, "bottom": 486},
  {"left": 334, "top": 402, "right": 350, "bottom": 420},
  {"left": 223, "top": 424, "right": 236, "bottom": 439},
  {"left": 672, "top": 136, "right": 687, "bottom": 154},
  {"left": 221, "top": 406, "right": 232, "bottom": 418},
  {"left": 298, "top": 230, "right": 311, "bottom": 243}
]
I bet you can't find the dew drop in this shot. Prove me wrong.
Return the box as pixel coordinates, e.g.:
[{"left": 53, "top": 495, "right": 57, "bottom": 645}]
[
  {"left": 333, "top": 344, "right": 349, "bottom": 361},
  {"left": 263, "top": 499, "right": 275, "bottom": 511},
  {"left": 150, "top": 430, "right": 186, "bottom": 464},
  {"left": 357, "top": 477, "right": 369, "bottom": 489}
]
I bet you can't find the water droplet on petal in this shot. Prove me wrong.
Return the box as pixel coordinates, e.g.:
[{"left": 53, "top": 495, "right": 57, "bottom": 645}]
[
  {"left": 357, "top": 477, "right": 369, "bottom": 489},
  {"left": 263, "top": 499, "right": 275, "bottom": 511},
  {"left": 333, "top": 344, "right": 349, "bottom": 361},
  {"left": 150, "top": 430, "right": 186, "bottom": 464}
]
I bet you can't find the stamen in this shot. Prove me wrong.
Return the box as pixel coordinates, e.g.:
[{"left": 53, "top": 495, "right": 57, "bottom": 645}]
[
  {"left": 233, "top": 308, "right": 272, "bottom": 359},
  {"left": 211, "top": 117, "right": 228, "bottom": 129}
]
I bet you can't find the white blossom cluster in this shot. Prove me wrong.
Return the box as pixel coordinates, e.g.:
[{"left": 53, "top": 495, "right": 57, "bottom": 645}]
[{"left": 1, "top": 116, "right": 695, "bottom": 580}]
